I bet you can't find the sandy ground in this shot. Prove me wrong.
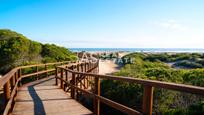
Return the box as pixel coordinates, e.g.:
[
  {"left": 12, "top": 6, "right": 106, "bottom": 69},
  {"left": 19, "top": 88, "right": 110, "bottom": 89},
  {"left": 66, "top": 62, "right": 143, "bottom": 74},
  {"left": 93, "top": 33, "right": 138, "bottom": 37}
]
[
  {"left": 117, "top": 52, "right": 131, "bottom": 58},
  {"left": 99, "top": 60, "right": 121, "bottom": 75},
  {"left": 98, "top": 52, "right": 128, "bottom": 75}
]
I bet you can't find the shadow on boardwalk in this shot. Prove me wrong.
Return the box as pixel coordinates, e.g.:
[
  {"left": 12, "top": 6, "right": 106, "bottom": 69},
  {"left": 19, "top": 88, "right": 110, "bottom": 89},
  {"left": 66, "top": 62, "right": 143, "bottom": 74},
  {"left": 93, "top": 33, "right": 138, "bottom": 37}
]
[
  {"left": 28, "top": 86, "right": 46, "bottom": 115},
  {"left": 12, "top": 76, "right": 93, "bottom": 115}
]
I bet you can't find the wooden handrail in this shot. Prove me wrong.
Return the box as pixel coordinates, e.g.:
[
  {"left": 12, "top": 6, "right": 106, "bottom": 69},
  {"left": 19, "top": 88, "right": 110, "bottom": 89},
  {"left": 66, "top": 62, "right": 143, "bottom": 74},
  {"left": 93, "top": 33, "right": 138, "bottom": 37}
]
[
  {"left": 56, "top": 61, "right": 143, "bottom": 115},
  {"left": 55, "top": 76, "right": 141, "bottom": 115},
  {"left": 0, "top": 68, "right": 18, "bottom": 88},
  {"left": 57, "top": 61, "right": 204, "bottom": 115},
  {"left": 19, "top": 61, "right": 70, "bottom": 69},
  {"left": 1, "top": 60, "right": 204, "bottom": 115},
  {"left": 0, "top": 61, "right": 71, "bottom": 115},
  {"left": 21, "top": 69, "right": 55, "bottom": 78},
  {"left": 0, "top": 61, "right": 70, "bottom": 87},
  {"left": 3, "top": 78, "right": 21, "bottom": 115},
  {"left": 58, "top": 66, "right": 204, "bottom": 95}
]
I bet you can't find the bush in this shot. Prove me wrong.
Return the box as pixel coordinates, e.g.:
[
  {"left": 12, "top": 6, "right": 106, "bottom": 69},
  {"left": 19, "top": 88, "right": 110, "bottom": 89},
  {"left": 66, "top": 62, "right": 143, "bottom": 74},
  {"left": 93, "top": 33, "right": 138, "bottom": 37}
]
[
  {"left": 174, "top": 60, "right": 203, "bottom": 69},
  {"left": 41, "top": 44, "right": 77, "bottom": 62},
  {"left": 0, "top": 29, "right": 76, "bottom": 74},
  {"left": 101, "top": 52, "right": 204, "bottom": 114}
]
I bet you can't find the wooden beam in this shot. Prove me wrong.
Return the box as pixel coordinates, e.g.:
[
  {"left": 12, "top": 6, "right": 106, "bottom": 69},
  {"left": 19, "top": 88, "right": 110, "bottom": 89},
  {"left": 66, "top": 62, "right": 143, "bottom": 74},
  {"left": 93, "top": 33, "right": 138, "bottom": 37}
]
[
  {"left": 65, "top": 66, "right": 68, "bottom": 81},
  {"left": 45, "top": 64, "right": 48, "bottom": 77},
  {"left": 55, "top": 67, "right": 58, "bottom": 85},
  {"left": 142, "top": 85, "right": 154, "bottom": 115},
  {"left": 60, "top": 69, "right": 64, "bottom": 89},
  {"left": 36, "top": 66, "right": 38, "bottom": 80},
  {"left": 15, "top": 72, "right": 18, "bottom": 83},
  {"left": 21, "top": 69, "right": 55, "bottom": 78},
  {"left": 18, "top": 69, "right": 22, "bottom": 86},
  {"left": 11, "top": 76, "right": 15, "bottom": 91},
  {"left": 71, "top": 73, "right": 76, "bottom": 99},
  {"left": 4, "top": 81, "right": 10, "bottom": 105},
  {"left": 94, "top": 77, "right": 100, "bottom": 115}
]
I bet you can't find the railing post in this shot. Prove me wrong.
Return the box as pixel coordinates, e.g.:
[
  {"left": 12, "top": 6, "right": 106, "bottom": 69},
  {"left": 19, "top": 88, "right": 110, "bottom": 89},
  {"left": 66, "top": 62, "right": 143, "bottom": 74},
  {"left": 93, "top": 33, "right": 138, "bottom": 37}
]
[
  {"left": 80, "top": 63, "right": 83, "bottom": 73},
  {"left": 15, "top": 72, "right": 18, "bottom": 83},
  {"left": 81, "top": 63, "right": 86, "bottom": 89},
  {"left": 79, "top": 63, "right": 82, "bottom": 88},
  {"left": 87, "top": 63, "right": 90, "bottom": 87},
  {"left": 55, "top": 67, "right": 58, "bottom": 85},
  {"left": 65, "top": 66, "right": 68, "bottom": 81},
  {"left": 60, "top": 69, "right": 64, "bottom": 89},
  {"left": 71, "top": 73, "right": 76, "bottom": 99},
  {"left": 4, "top": 81, "right": 11, "bottom": 105},
  {"left": 85, "top": 63, "right": 87, "bottom": 72},
  {"left": 11, "top": 75, "right": 15, "bottom": 91},
  {"left": 76, "top": 64, "right": 80, "bottom": 100},
  {"left": 45, "top": 64, "right": 48, "bottom": 77},
  {"left": 87, "top": 62, "right": 90, "bottom": 71},
  {"left": 97, "top": 60, "right": 99, "bottom": 74},
  {"left": 83, "top": 63, "right": 86, "bottom": 88},
  {"left": 36, "top": 66, "right": 38, "bottom": 80},
  {"left": 18, "top": 68, "right": 22, "bottom": 86},
  {"left": 142, "top": 85, "right": 154, "bottom": 115},
  {"left": 94, "top": 77, "right": 100, "bottom": 115}
]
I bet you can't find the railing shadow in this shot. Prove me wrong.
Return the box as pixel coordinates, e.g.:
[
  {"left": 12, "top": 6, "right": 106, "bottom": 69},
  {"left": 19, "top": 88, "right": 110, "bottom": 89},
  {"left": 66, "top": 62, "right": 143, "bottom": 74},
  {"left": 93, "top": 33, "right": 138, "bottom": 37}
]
[
  {"left": 26, "top": 76, "right": 57, "bottom": 115},
  {"left": 21, "top": 75, "right": 59, "bottom": 115},
  {"left": 28, "top": 86, "right": 46, "bottom": 115}
]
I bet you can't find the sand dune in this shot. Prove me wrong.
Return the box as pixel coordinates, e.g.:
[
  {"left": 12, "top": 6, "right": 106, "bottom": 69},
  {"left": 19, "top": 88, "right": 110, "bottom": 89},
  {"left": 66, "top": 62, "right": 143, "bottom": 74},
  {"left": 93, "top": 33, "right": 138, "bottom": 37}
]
[{"left": 99, "top": 60, "right": 121, "bottom": 75}]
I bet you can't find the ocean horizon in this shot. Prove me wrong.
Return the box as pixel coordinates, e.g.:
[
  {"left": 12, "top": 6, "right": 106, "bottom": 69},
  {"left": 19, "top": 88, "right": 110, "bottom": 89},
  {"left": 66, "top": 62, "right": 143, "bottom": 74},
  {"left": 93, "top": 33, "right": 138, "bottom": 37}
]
[{"left": 70, "top": 48, "right": 204, "bottom": 53}]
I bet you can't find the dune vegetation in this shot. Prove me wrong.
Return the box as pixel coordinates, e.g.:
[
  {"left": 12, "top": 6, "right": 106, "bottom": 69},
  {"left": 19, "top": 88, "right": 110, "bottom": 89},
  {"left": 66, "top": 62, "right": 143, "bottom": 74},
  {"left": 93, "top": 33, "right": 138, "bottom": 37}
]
[
  {"left": 101, "top": 53, "right": 204, "bottom": 115},
  {"left": 0, "top": 29, "right": 77, "bottom": 74}
]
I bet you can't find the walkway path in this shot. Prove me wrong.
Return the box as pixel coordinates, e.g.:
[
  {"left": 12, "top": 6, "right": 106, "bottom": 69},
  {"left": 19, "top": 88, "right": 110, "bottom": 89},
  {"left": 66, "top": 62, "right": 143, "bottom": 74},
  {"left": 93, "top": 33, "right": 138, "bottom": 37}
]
[
  {"left": 12, "top": 76, "right": 93, "bottom": 115},
  {"left": 99, "top": 60, "right": 122, "bottom": 75}
]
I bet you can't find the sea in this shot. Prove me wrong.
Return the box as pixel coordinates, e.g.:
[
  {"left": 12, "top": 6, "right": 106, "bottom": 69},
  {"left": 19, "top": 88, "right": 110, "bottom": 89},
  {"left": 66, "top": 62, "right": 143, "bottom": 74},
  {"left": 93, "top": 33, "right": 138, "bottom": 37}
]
[{"left": 70, "top": 48, "right": 204, "bottom": 53}]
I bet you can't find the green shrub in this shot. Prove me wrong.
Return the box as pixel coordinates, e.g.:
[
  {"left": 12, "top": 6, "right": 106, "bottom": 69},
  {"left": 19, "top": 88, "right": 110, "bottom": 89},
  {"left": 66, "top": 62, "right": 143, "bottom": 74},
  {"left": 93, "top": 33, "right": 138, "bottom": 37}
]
[{"left": 0, "top": 29, "right": 76, "bottom": 74}]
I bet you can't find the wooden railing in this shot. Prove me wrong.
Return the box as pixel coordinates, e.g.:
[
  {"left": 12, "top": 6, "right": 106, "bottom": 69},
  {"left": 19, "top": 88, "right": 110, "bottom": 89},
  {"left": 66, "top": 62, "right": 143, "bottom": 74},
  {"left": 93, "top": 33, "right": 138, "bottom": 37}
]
[
  {"left": 0, "top": 61, "right": 70, "bottom": 115},
  {"left": 1, "top": 60, "right": 204, "bottom": 115},
  {"left": 56, "top": 61, "right": 204, "bottom": 115}
]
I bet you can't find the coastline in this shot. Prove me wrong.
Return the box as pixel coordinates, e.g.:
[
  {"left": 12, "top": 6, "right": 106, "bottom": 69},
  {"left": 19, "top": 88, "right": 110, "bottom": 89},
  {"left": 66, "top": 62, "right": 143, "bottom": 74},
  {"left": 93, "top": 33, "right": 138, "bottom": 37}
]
[{"left": 70, "top": 48, "right": 204, "bottom": 53}]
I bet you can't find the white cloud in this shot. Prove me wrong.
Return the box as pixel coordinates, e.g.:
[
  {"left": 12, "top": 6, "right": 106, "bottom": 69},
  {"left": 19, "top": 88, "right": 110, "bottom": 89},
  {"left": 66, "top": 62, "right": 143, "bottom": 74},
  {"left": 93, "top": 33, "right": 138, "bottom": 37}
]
[{"left": 154, "top": 19, "right": 188, "bottom": 31}]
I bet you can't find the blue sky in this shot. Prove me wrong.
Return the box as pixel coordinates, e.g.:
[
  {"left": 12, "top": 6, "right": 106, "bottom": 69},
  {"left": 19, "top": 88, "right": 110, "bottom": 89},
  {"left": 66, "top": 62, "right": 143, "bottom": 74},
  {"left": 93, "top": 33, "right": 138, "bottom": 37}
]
[{"left": 0, "top": 0, "right": 204, "bottom": 48}]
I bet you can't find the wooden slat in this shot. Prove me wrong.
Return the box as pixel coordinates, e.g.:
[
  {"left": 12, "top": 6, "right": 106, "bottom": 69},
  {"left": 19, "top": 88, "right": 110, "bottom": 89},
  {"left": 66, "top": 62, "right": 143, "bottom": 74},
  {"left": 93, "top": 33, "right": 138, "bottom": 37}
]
[
  {"left": 142, "top": 85, "right": 154, "bottom": 115},
  {"left": 71, "top": 73, "right": 76, "bottom": 99},
  {"left": 3, "top": 81, "right": 10, "bottom": 104},
  {"left": 21, "top": 69, "right": 55, "bottom": 78},
  {"left": 94, "top": 77, "right": 100, "bottom": 115},
  {"left": 60, "top": 69, "right": 63, "bottom": 89},
  {"left": 19, "top": 61, "right": 70, "bottom": 69},
  {"left": 55, "top": 67, "right": 58, "bottom": 85},
  {"left": 36, "top": 66, "right": 39, "bottom": 80},
  {"left": 12, "top": 77, "right": 92, "bottom": 115},
  {"left": 0, "top": 68, "right": 18, "bottom": 87}
]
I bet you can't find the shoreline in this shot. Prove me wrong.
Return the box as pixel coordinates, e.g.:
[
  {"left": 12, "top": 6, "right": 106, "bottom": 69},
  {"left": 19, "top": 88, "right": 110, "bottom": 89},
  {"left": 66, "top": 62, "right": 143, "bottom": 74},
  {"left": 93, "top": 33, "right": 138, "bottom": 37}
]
[{"left": 70, "top": 48, "right": 204, "bottom": 53}]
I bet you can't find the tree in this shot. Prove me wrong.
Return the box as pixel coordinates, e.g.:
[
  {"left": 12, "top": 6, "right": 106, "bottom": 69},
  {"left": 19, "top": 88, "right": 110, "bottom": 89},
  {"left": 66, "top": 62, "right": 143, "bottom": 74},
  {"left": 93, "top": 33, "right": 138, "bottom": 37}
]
[{"left": 0, "top": 29, "right": 76, "bottom": 74}]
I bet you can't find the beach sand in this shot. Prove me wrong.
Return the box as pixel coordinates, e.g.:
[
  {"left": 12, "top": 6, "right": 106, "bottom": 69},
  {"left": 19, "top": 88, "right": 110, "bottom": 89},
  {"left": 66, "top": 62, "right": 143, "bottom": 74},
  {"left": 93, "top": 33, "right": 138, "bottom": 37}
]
[{"left": 99, "top": 60, "right": 121, "bottom": 75}]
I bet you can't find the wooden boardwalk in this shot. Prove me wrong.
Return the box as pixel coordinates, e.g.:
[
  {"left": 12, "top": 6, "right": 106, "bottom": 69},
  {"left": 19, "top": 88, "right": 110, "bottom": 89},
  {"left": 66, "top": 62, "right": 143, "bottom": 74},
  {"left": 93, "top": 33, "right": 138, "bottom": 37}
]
[
  {"left": 12, "top": 76, "right": 93, "bottom": 115},
  {"left": 2, "top": 61, "right": 204, "bottom": 115}
]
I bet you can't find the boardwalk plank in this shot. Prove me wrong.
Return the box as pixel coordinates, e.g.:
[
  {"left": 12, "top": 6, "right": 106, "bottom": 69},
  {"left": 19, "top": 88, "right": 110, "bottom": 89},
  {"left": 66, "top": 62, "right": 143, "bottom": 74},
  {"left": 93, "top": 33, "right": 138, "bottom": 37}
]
[{"left": 12, "top": 76, "right": 93, "bottom": 115}]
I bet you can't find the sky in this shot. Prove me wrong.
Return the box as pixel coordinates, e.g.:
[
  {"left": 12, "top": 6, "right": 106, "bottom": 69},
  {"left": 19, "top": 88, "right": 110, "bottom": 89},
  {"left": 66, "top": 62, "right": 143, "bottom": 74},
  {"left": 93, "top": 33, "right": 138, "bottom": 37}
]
[{"left": 0, "top": 0, "right": 204, "bottom": 48}]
